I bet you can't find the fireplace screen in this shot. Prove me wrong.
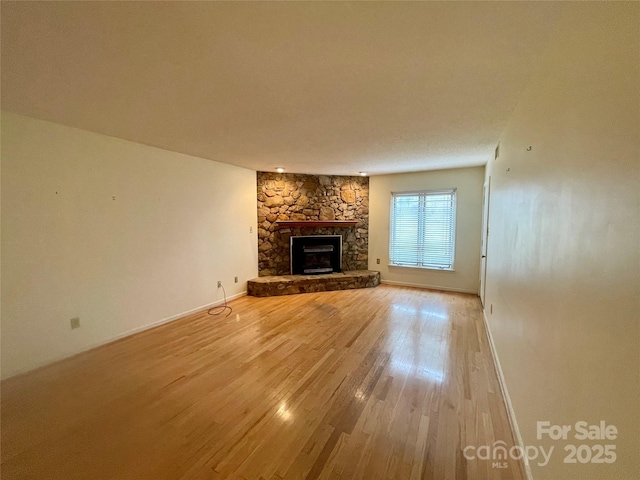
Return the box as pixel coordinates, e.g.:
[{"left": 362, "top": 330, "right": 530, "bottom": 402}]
[{"left": 290, "top": 235, "right": 342, "bottom": 275}]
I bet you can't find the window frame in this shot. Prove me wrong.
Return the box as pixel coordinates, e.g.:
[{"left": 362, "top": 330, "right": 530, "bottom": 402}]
[{"left": 389, "top": 188, "right": 457, "bottom": 271}]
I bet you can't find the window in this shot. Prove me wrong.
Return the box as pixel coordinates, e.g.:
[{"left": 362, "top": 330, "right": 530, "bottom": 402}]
[{"left": 390, "top": 189, "right": 456, "bottom": 270}]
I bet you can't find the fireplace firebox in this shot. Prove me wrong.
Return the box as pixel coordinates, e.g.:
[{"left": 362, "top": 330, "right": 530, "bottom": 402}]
[{"left": 290, "top": 235, "right": 342, "bottom": 275}]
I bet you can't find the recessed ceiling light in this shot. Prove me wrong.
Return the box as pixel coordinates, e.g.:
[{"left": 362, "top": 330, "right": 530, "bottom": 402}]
[
  {"left": 359, "top": 172, "right": 367, "bottom": 176},
  {"left": 276, "top": 167, "right": 284, "bottom": 173}
]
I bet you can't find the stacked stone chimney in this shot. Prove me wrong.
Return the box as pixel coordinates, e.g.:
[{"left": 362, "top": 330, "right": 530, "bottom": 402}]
[{"left": 257, "top": 172, "right": 369, "bottom": 276}]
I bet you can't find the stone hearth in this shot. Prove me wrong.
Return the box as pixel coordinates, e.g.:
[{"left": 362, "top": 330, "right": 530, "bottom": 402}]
[{"left": 248, "top": 270, "right": 380, "bottom": 297}]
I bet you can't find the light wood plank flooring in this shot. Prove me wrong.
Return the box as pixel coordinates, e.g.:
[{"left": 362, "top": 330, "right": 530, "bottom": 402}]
[{"left": 1, "top": 285, "right": 524, "bottom": 480}]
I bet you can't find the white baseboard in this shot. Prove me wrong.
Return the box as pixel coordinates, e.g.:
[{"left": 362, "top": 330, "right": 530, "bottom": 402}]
[
  {"left": 102, "top": 291, "right": 247, "bottom": 342},
  {"left": 380, "top": 279, "right": 478, "bottom": 295},
  {"left": 482, "top": 309, "right": 533, "bottom": 480},
  {"left": 1, "top": 291, "right": 247, "bottom": 380}
]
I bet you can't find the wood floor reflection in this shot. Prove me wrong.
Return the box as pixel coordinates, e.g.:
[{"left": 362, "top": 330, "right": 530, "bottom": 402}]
[{"left": 1, "top": 285, "right": 525, "bottom": 480}]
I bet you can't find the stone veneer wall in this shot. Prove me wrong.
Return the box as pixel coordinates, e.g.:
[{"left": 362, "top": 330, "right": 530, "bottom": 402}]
[{"left": 257, "top": 172, "right": 369, "bottom": 276}]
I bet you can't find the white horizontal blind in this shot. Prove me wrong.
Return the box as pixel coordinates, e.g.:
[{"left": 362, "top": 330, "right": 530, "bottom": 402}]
[{"left": 390, "top": 189, "right": 456, "bottom": 269}]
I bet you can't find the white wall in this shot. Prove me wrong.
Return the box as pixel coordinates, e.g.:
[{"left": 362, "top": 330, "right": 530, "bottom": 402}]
[
  {"left": 484, "top": 3, "right": 639, "bottom": 479},
  {"left": 1, "top": 112, "right": 258, "bottom": 379},
  {"left": 368, "top": 167, "right": 484, "bottom": 293}
]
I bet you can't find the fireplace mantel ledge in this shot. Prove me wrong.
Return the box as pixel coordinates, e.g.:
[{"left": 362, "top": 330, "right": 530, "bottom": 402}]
[{"left": 275, "top": 220, "right": 358, "bottom": 228}]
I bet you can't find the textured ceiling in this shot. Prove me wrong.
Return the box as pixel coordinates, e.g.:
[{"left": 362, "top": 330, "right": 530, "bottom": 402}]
[{"left": 1, "top": 1, "right": 563, "bottom": 175}]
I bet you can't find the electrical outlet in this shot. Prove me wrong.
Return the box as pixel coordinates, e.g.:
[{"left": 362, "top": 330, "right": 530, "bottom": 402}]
[
  {"left": 250, "top": 226, "right": 253, "bottom": 233},
  {"left": 376, "top": 258, "right": 380, "bottom": 264},
  {"left": 70, "top": 317, "right": 80, "bottom": 329},
  {"left": 234, "top": 276, "right": 238, "bottom": 283},
  {"left": 217, "top": 281, "right": 222, "bottom": 288}
]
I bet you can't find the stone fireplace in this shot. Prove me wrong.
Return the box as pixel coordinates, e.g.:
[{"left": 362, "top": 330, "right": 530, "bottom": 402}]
[{"left": 257, "top": 172, "right": 369, "bottom": 276}]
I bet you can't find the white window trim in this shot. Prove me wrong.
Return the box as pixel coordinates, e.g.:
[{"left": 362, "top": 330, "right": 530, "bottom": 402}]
[
  {"left": 389, "top": 188, "right": 457, "bottom": 271},
  {"left": 387, "top": 263, "right": 456, "bottom": 272}
]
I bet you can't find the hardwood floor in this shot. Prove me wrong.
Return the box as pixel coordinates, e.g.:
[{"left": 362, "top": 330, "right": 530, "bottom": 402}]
[{"left": 1, "top": 285, "right": 525, "bottom": 480}]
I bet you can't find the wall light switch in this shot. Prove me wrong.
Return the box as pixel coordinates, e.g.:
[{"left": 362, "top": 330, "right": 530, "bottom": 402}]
[
  {"left": 250, "top": 226, "right": 253, "bottom": 233},
  {"left": 70, "top": 317, "right": 80, "bottom": 329}
]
